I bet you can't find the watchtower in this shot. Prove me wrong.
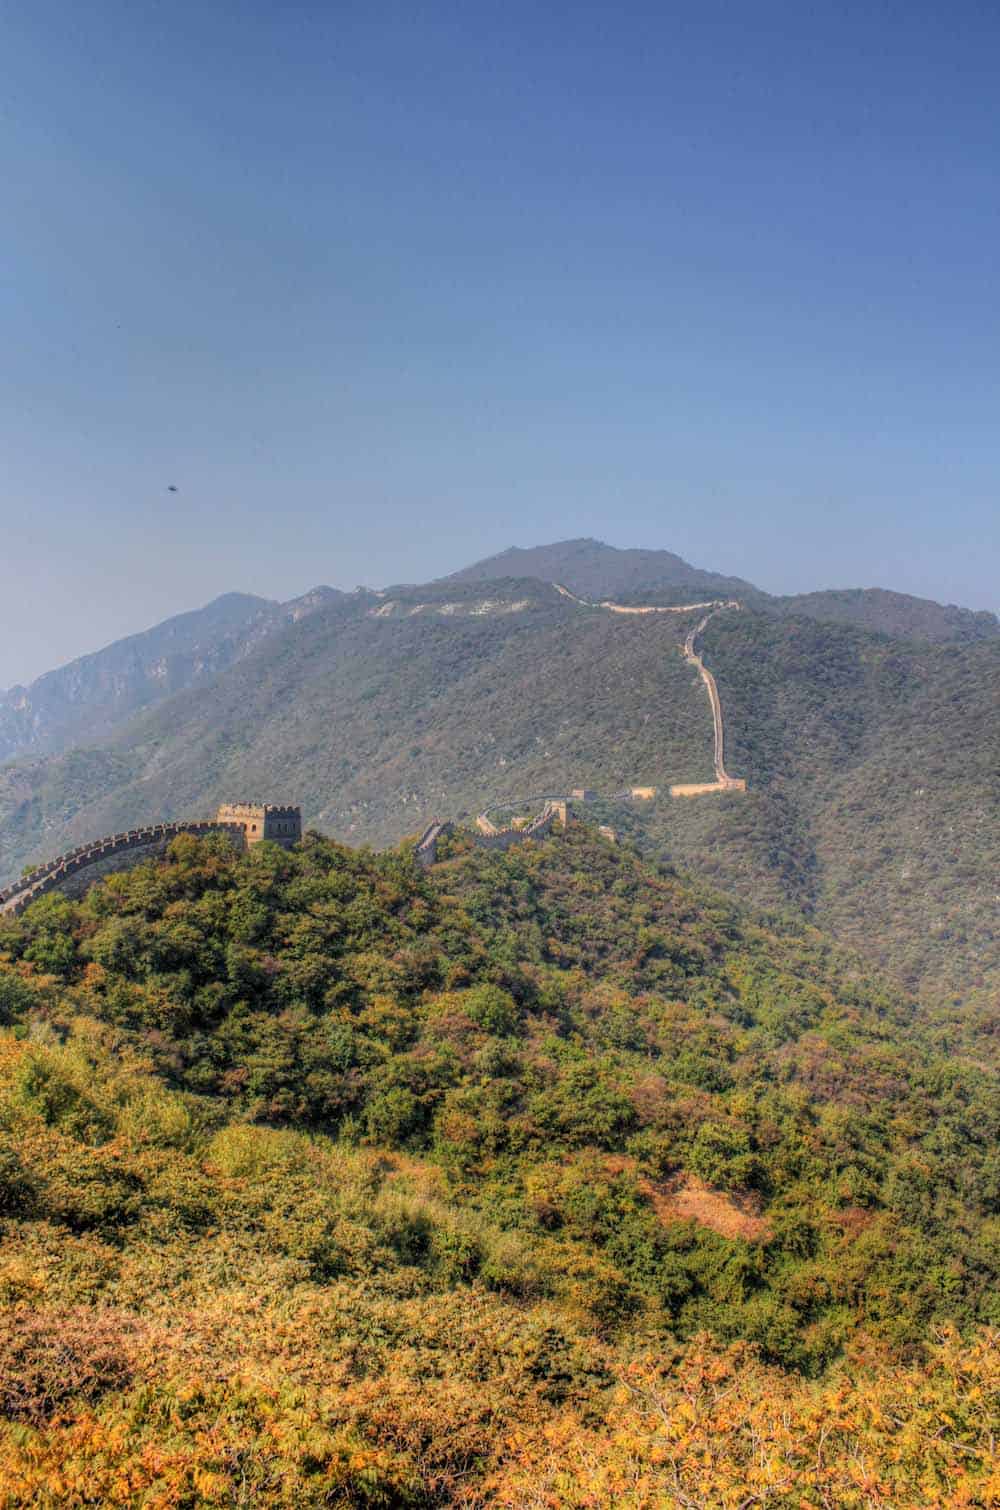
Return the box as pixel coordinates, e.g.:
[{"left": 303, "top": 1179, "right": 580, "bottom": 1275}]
[{"left": 215, "top": 803, "right": 302, "bottom": 848}]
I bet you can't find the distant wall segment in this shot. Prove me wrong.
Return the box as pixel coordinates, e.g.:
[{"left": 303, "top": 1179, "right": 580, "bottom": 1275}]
[{"left": 415, "top": 804, "right": 563, "bottom": 869}]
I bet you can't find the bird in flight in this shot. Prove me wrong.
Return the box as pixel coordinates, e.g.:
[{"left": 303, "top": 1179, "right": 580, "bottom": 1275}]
[{"left": 167, "top": 485, "right": 178, "bottom": 493}]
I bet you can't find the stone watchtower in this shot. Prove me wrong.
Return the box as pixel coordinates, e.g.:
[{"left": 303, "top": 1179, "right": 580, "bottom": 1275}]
[{"left": 215, "top": 803, "right": 302, "bottom": 849}]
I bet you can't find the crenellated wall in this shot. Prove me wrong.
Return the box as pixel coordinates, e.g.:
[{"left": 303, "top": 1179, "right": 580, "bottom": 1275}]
[
  {"left": 0, "top": 802, "right": 302, "bottom": 917},
  {"left": 0, "top": 821, "right": 245, "bottom": 917},
  {"left": 415, "top": 804, "right": 563, "bottom": 869},
  {"left": 469, "top": 804, "right": 560, "bottom": 850}
]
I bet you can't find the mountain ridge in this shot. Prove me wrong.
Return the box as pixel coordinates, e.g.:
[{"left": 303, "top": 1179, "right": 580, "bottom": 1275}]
[
  {"left": 0, "top": 539, "right": 995, "bottom": 1006},
  {"left": 445, "top": 536, "right": 758, "bottom": 601},
  {"left": 448, "top": 538, "right": 1000, "bottom": 641},
  {"left": 0, "top": 585, "right": 346, "bottom": 766}
]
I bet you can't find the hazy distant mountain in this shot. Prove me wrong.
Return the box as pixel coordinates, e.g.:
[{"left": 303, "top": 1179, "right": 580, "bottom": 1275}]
[
  {"left": 767, "top": 587, "right": 999, "bottom": 644},
  {"left": 445, "top": 537, "right": 757, "bottom": 600},
  {"left": 447, "top": 538, "right": 999, "bottom": 642},
  {"left": 6, "top": 543, "right": 992, "bottom": 776},
  {"left": 0, "top": 585, "right": 346, "bottom": 764}
]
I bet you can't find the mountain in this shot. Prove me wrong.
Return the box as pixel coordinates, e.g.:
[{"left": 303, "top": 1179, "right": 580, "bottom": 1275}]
[
  {"left": 635, "top": 611, "right": 1000, "bottom": 1004},
  {"left": 0, "top": 828, "right": 996, "bottom": 1501},
  {"left": 0, "top": 577, "right": 716, "bottom": 870},
  {"left": 449, "top": 538, "right": 1000, "bottom": 642},
  {"left": 0, "top": 543, "right": 995, "bottom": 1005},
  {"left": 446, "top": 536, "right": 757, "bottom": 600},
  {"left": 0, "top": 585, "right": 345, "bottom": 765},
  {"left": 768, "top": 586, "right": 1000, "bottom": 644}
]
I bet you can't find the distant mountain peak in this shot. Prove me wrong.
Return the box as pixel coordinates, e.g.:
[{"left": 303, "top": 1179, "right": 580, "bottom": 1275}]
[
  {"left": 446, "top": 538, "right": 758, "bottom": 600},
  {"left": 0, "top": 584, "right": 350, "bottom": 767},
  {"left": 280, "top": 585, "right": 347, "bottom": 620}
]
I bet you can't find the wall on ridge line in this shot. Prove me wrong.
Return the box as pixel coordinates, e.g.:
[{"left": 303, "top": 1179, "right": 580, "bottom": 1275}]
[
  {"left": 471, "top": 807, "right": 559, "bottom": 850},
  {"left": 670, "top": 780, "right": 747, "bottom": 798},
  {"left": 416, "top": 809, "right": 560, "bottom": 867},
  {"left": 56, "top": 832, "right": 246, "bottom": 900},
  {"left": 415, "top": 820, "right": 453, "bottom": 869},
  {"left": 0, "top": 820, "right": 247, "bottom": 916}
]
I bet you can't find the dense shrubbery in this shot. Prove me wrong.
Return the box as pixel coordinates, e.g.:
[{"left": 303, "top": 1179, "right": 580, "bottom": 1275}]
[{"left": 0, "top": 828, "right": 997, "bottom": 1504}]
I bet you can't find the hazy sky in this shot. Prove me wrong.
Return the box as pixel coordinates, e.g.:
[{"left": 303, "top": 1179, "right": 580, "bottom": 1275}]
[{"left": 2, "top": 1, "right": 998, "bottom": 686}]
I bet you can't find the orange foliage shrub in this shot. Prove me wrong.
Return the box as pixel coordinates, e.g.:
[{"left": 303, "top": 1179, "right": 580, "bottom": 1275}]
[
  {"left": 0, "top": 1305, "right": 138, "bottom": 1425},
  {"left": 482, "top": 1329, "right": 1000, "bottom": 1509}
]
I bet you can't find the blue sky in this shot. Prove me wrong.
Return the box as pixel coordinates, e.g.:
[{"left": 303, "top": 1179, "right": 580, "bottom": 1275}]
[{"left": 2, "top": 0, "right": 998, "bottom": 684}]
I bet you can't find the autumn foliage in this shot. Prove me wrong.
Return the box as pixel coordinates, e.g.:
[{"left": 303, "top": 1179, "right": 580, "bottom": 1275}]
[{"left": 0, "top": 828, "right": 997, "bottom": 1505}]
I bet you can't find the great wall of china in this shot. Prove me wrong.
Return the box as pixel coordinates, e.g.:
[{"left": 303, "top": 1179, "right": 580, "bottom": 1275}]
[
  {"left": 670, "top": 603, "right": 746, "bottom": 797},
  {"left": 552, "top": 586, "right": 745, "bottom": 797},
  {"left": 1, "top": 594, "right": 746, "bottom": 908},
  {"left": 415, "top": 594, "right": 746, "bottom": 864},
  {"left": 0, "top": 805, "right": 302, "bottom": 919}
]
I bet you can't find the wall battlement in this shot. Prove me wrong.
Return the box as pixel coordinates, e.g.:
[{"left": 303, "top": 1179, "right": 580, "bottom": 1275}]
[
  {"left": 215, "top": 803, "right": 302, "bottom": 847},
  {"left": 415, "top": 803, "right": 564, "bottom": 869},
  {"left": 1, "top": 801, "right": 301, "bottom": 916},
  {"left": 471, "top": 803, "right": 560, "bottom": 851}
]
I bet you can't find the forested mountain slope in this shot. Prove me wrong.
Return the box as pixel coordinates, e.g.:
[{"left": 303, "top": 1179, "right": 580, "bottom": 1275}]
[
  {"left": 0, "top": 829, "right": 996, "bottom": 1504},
  {"left": 0, "top": 569, "right": 995, "bottom": 1007},
  {"left": 0, "top": 581, "right": 714, "bottom": 876},
  {"left": 0, "top": 586, "right": 344, "bottom": 765},
  {"left": 767, "top": 586, "right": 1000, "bottom": 644},
  {"left": 656, "top": 612, "right": 1000, "bottom": 1004}
]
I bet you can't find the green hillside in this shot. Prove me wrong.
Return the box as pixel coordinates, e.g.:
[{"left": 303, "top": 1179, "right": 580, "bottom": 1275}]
[
  {"left": 0, "top": 563, "right": 996, "bottom": 1008},
  {"left": 0, "top": 589, "right": 346, "bottom": 766},
  {"left": 0, "top": 829, "right": 996, "bottom": 1504},
  {"left": 0, "top": 582, "right": 714, "bottom": 871},
  {"left": 766, "top": 586, "right": 1000, "bottom": 644},
  {"left": 656, "top": 612, "right": 1000, "bottom": 1003}
]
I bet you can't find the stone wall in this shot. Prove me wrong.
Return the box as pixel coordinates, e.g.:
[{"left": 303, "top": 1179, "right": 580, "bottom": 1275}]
[
  {"left": 1, "top": 801, "right": 302, "bottom": 917},
  {"left": 414, "top": 820, "right": 453, "bottom": 869},
  {"left": 0, "top": 820, "right": 246, "bottom": 917},
  {"left": 669, "top": 779, "right": 747, "bottom": 798},
  {"left": 215, "top": 803, "right": 301, "bottom": 848},
  {"left": 471, "top": 804, "right": 559, "bottom": 851}
]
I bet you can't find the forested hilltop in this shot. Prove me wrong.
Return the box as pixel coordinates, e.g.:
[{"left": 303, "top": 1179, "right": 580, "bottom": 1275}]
[{"left": 0, "top": 827, "right": 997, "bottom": 1505}]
